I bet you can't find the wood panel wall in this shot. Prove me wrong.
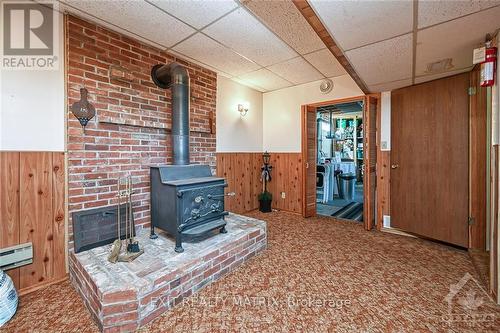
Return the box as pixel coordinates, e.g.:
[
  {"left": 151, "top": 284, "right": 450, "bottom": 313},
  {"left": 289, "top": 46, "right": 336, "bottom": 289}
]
[
  {"left": 216, "top": 153, "right": 302, "bottom": 215},
  {"left": 0, "top": 152, "right": 66, "bottom": 292}
]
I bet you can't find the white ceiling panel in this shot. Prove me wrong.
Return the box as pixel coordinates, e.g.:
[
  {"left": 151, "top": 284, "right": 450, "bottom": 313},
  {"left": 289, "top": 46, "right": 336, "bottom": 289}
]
[
  {"left": 414, "top": 67, "right": 471, "bottom": 85},
  {"left": 303, "top": 48, "right": 347, "bottom": 78},
  {"left": 168, "top": 49, "right": 232, "bottom": 77},
  {"left": 416, "top": 6, "right": 500, "bottom": 76},
  {"left": 367, "top": 78, "right": 413, "bottom": 93},
  {"left": 346, "top": 34, "right": 412, "bottom": 86},
  {"left": 267, "top": 57, "right": 323, "bottom": 85},
  {"left": 231, "top": 77, "right": 267, "bottom": 92},
  {"left": 62, "top": 0, "right": 195, "bottom": 47},
  {"left": 418, "top": 0, "right": 500, "bottom": 29},
  {"left": 309, "top": 0, "right": 413, "bottom": 51},
  {"left": 172, "top": 33, "right": 259, "bottom": 77},
  {"left": 244, "top": 0, "right": 325, "bottom": 55},
  {"left": 148, "top": 0, "right": 238, "bottom": 29},
  {"left": 237, "top": 69, "right": 292, "bottom": 91},
  {"left": 203, "top": 7, "right": 297, "bottom": 66},
  {"left": 59, "top": 2, "right": 163, "bottom": 49}
]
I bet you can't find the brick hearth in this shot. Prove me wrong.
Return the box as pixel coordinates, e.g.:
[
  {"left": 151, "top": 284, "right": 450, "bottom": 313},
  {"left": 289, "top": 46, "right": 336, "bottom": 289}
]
[{"left": 69, "top": 214, "right": 267, "bottom": 332}]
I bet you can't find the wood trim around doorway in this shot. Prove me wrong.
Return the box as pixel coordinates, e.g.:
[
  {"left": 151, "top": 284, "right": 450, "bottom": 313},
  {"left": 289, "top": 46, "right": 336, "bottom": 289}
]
[{"left": 301, "top": 95, "right": 378, "bottom": 230}]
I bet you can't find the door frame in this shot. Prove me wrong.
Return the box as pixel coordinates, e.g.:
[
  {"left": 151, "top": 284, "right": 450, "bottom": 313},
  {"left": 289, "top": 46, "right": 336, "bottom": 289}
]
[
  {"left": 364, "top": 94, "right": 380, "bottom": 230},
  {"left": 301, "top": 95, "right": 378, "bottom": 231}
]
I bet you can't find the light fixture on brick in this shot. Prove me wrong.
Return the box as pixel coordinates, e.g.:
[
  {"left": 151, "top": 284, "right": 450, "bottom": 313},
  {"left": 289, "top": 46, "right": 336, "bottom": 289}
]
[
  {"left": 237, "top": 103, "right": 249, "bottom": 117},
  {"left": 71, "top": 87, "right": 95, "bottom": 130}
]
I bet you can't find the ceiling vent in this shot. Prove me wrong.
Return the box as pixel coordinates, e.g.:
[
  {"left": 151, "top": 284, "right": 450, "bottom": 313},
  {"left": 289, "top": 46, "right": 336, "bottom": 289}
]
[
  {"left": 319, "top": 79, "right": 334, "bottom": 94},
  {"left": 425, "top": 58, "right": 454, "bottom": 74}
]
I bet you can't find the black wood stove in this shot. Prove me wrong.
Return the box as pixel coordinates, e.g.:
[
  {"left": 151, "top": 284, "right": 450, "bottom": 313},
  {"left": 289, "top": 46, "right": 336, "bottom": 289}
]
[
  {"left": 149, "top": 62, "right": 231, "bottom": 252},
  {"left": 150, "top": 165, "right": 229, "bottom": 252}
]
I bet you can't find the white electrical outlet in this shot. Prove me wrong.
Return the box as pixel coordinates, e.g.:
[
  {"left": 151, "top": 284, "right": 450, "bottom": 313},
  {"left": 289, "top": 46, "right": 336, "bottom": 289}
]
[
  {"left": 383, "top": 215, "right": 391, "bottom": 228},
  {"left": 281, "top": 192, "right": 286, "bottom": 199}
]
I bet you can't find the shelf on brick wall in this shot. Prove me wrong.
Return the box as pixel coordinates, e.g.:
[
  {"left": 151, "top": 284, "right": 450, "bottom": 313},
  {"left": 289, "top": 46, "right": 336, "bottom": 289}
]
[{"left": 99, "top": 116, "right": 211, "bottom": 134}]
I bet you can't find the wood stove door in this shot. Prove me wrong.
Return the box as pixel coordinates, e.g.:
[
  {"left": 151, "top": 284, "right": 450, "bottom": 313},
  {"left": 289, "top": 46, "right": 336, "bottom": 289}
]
[{"left": 180, "top": 184, "right": 225, "bottom": 228}]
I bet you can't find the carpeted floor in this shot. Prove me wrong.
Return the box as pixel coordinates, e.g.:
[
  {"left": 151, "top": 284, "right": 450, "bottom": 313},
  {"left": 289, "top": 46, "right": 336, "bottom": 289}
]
[{"left": 3, "top": 211, "right": 500, "bottom": 332}]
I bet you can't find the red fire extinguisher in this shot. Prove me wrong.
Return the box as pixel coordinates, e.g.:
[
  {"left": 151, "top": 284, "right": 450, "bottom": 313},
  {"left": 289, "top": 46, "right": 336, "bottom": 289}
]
[{"left": 480, "top": 42, "right": 497, "bottom": 87}]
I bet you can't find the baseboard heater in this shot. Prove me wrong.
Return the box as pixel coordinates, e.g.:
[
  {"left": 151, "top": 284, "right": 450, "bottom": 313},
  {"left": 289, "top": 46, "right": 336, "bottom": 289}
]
[{"left": 0, "top": 243, "right": 33, "bottom": 270}]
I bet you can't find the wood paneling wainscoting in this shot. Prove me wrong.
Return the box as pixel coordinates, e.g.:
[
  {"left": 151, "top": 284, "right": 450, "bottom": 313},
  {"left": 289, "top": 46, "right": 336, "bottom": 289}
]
[
  {"left": 216, "top": 153, "right": 302, "bottom": 215},
  {"left": 0, "top": 152, "right": 66, "bottom": 293}
]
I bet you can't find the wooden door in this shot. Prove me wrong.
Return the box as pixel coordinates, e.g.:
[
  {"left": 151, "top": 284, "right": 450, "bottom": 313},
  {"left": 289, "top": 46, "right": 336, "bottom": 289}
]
[
  {"left": 391, "top": 73, "right": 469, "bottom": 247},
  {"left": 469, "top": 65, "right": 487, "bottom": 249},
  {"left": 363, "top": 96, "right": 378, "bottom": 230},
  {"left": 302, "top": 105, "right": 317, "bottom": 217}
]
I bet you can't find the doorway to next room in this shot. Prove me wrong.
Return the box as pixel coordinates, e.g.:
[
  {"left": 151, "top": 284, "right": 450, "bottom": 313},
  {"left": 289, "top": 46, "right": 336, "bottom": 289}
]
[{"left": 316, "top": 100, "right": 364, "bottom": 222}]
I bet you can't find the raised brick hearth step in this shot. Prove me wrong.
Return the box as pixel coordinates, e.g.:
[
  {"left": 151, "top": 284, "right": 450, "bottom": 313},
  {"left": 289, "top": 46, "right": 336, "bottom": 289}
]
[{"left": 69, "top": 213, "right": 267, "bottom": 332}]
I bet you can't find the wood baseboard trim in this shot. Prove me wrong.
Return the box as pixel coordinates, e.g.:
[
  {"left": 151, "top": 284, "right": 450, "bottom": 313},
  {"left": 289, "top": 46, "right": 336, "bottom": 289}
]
[{"left": 18, "top": 274, "right": 69, "bottom": 296}]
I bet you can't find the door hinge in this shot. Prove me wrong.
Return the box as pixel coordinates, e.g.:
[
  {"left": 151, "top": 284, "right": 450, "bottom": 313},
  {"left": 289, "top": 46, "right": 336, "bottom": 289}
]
[
  {"left": 468, "top": 87, "right": 476, "bottom": 96},
  {"left": 468, "top": 217, "right": 475, "bottom": 225}
]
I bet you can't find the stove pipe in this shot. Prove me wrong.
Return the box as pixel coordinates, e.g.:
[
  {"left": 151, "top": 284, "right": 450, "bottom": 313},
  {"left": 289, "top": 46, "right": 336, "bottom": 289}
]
[{"left": 151, "top": 63, "right": 190, "bottom": 165}]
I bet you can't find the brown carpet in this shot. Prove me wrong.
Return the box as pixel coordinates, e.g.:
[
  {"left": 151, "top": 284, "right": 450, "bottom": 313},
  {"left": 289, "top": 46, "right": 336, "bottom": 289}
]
[
  {"left": 469, "top": 249, "right": 490, "bottom": 290},
  {"left": 2, "top": 211, "right": 500, "bottom": 332}
]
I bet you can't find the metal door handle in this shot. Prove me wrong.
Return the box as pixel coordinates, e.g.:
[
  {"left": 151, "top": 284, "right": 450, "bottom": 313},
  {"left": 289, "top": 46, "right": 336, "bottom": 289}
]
[
  {"left": 391, "top": 164, "right": 399, "bottom": 169},
  {"left": 305, "top": 162, "right": 309, "bottom": 169}
]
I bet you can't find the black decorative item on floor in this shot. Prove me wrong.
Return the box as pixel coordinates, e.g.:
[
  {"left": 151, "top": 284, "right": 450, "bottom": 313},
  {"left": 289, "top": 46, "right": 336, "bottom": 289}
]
[{"left": 258, "top": 151, "right": 273, "bottom": 213}]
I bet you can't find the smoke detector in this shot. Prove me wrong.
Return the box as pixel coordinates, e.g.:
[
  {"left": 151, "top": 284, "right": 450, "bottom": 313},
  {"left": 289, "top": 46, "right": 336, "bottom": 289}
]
[
  {"left": 425, "top": 58, "right": 454, "bottom": 74},
  {"left": 319, "top": 79, "right": 334, "bottom": 94}
]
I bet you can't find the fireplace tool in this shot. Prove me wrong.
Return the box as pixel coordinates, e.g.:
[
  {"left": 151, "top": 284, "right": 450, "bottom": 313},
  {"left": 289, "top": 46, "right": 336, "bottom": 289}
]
[{"left": 108, "top": 176, "right": 144, "bottom": 263}]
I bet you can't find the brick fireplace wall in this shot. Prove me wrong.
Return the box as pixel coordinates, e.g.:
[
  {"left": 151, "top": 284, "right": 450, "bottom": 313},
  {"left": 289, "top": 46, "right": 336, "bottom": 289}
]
[{"left": 66, "top": 15, "right": 217, "bottom": 249}]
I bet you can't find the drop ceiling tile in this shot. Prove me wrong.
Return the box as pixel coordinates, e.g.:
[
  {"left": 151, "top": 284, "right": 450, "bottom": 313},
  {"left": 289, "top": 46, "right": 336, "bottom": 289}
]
[
  {"left": 148, "top": 0, "right": 238, "bottom": 29},
  {"left": 172, "top": 33, "right": 260, "bottom": 77},
  {"left": 244, "top": 0, "right": 325, "bottom": 54},
  {"left": 62, "top": 0, "right": 194, "bottom": 47},
  {"left": 414, "top": 67, "right": 472, "bottom": 84},
  {"left": 237, "top": 69, "right": 292, "bottom": 91},
  {"left": 346, "top": 34, "right": 413, "bottom": 86},
  {"left": 416, "top": 6, "right": 500, "bottom": 76},
  {"left": 203, "top": 7, "right": 297, "bottom": 66},
  {"left": 367, "top": 78, "right": 413, "bottom": 93},
  {"left": 168, "top": 49, "right": 233, "bottom": 77},
  {"left": 309, "top": 0, "right": 413, "bottom": 51},
  {"left": 303, "top": 49, "right": 347, "bottom": 78},
  {"left": 231, "top": 77, "right": 267, "bottom": 92},
  {"left": 418, "top": 0, "right": 500, "bottom": 28},
  {"left": 59, "top": 2, "right": 163, "bottom": 49},
  {"left": 267, "top": 57, "right": 323, "bottom": 85}
]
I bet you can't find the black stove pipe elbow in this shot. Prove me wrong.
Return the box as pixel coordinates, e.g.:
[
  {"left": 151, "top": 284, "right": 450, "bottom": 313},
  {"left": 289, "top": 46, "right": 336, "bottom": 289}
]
[{"left": 151, "top": 63, "right": 190, "bottom": 165}]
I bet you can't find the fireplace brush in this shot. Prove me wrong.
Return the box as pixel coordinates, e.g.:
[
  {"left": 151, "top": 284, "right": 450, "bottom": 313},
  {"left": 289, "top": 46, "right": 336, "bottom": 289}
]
[{"left": 108, "top": 176, "right": 144, "bottom": 263}]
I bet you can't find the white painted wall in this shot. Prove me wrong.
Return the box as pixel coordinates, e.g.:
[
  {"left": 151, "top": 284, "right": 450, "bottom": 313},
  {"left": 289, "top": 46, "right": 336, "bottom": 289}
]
[
  {"left": 216, "top": 76, "right": 263, "bottom": 152},
  {"left": 0, "top": 12, "right": 65, "bottom": 152},
  {"left": 380, "top": 91, "right": 391, "bottom": 151},
  {"left": 262, "top": 75, "right": 363, "bottom": 152}
]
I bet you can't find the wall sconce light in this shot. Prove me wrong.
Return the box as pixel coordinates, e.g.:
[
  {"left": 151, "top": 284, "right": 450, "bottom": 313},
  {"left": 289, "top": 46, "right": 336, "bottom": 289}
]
[
  {"left": 71, "top": 87, "right": 95, "bottom": 130},
  {"left": 238, "top": 103, "right": 248, "bottom": 117}
]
